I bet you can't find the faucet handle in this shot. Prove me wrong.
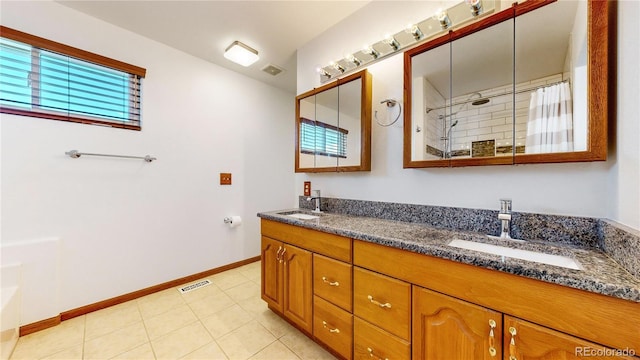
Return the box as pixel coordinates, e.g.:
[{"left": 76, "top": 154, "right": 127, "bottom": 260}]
[{"left": 499, "top": 198, "right": 512, "bottom": 213}]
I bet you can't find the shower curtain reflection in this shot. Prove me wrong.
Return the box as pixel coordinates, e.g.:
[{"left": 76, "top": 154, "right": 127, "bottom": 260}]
[{"left": 525, "top": 81, "right": 574, "bottom": 154}]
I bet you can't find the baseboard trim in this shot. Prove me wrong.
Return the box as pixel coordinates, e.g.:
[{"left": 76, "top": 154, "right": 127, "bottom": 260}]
[
  {"left": 19, "top": 256, "right": 261, "bottom": 336},
  {"left": 19, "top": 315, "right": 61, "bottom": 337}
]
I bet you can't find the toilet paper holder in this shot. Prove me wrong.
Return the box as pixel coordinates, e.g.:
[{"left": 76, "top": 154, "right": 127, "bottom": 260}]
[{"left": 223, "top": 216, "right": 242, "bottom": 227}]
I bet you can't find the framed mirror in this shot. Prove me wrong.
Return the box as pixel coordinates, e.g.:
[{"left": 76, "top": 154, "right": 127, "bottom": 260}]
[
  {"left": 404, "top": 0, "right": 612, "bottom": 168},
  {"left": 295, "top": 70, "right": 372, "bottom": 173}
]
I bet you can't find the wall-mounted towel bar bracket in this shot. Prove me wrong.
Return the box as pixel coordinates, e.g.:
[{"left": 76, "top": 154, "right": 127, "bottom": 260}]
[{"left": 65, "top": 150, "right": 157, "bottom": 162}]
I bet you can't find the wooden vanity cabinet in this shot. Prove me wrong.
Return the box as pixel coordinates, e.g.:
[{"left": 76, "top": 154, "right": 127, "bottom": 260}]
[
  {"left": 353, "top": 241, "right": 640, "bottom": 360},
  {"left": 260, "top": 235, "right": 313, "bottom": 333},
  {"left": 262, "top": 220, "right": 639, "bottom": 360},
  {"left": 261, "top": 219, "right": 354, "bottom": 358}
]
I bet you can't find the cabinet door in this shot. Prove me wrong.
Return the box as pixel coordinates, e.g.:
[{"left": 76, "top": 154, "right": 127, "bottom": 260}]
[
  {"left": 261, "top": 236, "right": 283, "bottom": 312},
  {"left": 413, "top": 286, "right": 502, "bottom": 360},
  {"left": 283, "top": 244, "right": 313, "bottom": 333},
  {"left": 504, "top": 316, "right": 638, "bottom": 360}
]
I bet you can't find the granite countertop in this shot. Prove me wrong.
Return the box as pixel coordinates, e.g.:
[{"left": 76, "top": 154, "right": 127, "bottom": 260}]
[{"left": 258, "top": 208, "right": 640, "bottom": 303}]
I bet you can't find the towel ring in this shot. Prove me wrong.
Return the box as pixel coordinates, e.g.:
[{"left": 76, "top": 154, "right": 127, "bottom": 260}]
[{"left": 375, "top": 99, "right": 402, "bottom": 127}]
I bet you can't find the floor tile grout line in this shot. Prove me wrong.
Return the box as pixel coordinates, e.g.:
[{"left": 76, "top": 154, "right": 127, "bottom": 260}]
[
  {"left": 136, "top": 300, "right": 158, "bottom": 360},
  {"left": 277, "top": 336, "right": 306, "bottom": 360},
  {"left": 81, "top": 315, "right": 87, "bottom": 359}
]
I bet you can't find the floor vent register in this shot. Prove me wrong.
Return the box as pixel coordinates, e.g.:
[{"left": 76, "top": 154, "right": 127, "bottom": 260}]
[{"left": 178, "top": 279, "right": 212, "bottom": 294}]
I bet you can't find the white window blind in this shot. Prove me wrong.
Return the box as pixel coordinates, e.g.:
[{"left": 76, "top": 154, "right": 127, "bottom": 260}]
[
  {"left": 300, "top": 118, "right": 348, "bottom": 158},
  {"left": 0, "top": 26, "right": 145, "bottom": 130}
]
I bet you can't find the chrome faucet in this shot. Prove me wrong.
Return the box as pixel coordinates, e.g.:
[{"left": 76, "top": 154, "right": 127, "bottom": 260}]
[
  {"left": 307, "top": 190, "right": 321, "bottom": 213},
  {"left": 498, "top": 199, "right": 512, "bottom": 239}
]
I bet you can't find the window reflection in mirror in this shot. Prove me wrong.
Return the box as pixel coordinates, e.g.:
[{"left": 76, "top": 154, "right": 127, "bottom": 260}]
[
  {"left": 295, "top": 69, "right": 371, "bottom": 173},
  {"left": 515, "top": 0, "right": 587, "bottom": 155},
  {"left": 313, "top": 86, "right": 339, "bottom": 168},
  {"left": 298, "top": 95, "right": 316, "bottom": 168}
]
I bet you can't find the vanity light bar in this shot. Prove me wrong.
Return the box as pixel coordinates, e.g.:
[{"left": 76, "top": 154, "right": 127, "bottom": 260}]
[{"left": 317, "top": 0, "right": 494, "bottom": 83}]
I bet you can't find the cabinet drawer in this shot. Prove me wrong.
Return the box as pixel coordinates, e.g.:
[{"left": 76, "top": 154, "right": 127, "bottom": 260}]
[
  {"left": 354, "top": 317, "right": 410, "bottom": 360},
  {"left": 261, "top": 219, "right": 352, "bottom": 262},
  {"left": 313, "top": 296, "right": 353, "bottom": 360},
  {"left": 353, "top": 267, "right": 411, "bottom": 340},
  {"left": 314, "top": 254, "right": 352, "bottom": 312}
]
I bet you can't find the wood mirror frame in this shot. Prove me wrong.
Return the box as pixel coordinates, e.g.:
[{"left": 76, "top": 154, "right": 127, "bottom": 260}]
[
  {"left": 295, "top": 70, "right": 372, "bottom": 173},
  {"left": 403, "top": 0, "right": 613, "bottom": 168}
]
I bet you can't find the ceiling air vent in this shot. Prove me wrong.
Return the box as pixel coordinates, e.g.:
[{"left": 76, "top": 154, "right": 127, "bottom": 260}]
[
  {"left": 261, "top": 64, "right": 284, "bottom": 76},
  {"left": 178, "top": 279, "right": 212, "bottom": 294}
]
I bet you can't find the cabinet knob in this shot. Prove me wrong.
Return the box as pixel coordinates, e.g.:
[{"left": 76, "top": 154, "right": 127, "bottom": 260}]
[
  {"left": 321, "top": 276, "right": 340, "bottom": 287},
  {"left": 488, "top": 319, "right": 497, "bottom": 357},
  {"left": 367, "top": 347, "right": 389, "bottom": 360},
  {"left": 322, "top": 320, "right": 340, "bottom": 333},
  {"left": 509, "top": 326, "right": 517, "bottom": 360},
  {"left": 367, "top": 295, "right": 392, "bottom": 309}
]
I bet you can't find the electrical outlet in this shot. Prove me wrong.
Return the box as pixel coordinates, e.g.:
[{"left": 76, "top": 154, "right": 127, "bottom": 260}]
[
  {"left": 220, "top": 173, "right": 232, "bottom": 185},
  {"left": 304, "top": 181, "right": 311, "bottom": 196}
]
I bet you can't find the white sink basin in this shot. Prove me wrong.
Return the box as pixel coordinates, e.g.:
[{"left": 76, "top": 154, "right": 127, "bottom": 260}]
[
  {"left": 286, "top": 213, "right": 320, "bottom": 220},
  {"left": 448, "top": 239, "right": 582, "bottom": 270}
]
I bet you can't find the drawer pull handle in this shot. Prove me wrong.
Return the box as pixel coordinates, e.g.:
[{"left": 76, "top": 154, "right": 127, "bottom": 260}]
[
  {"left": 322, "top": 321, "right": 340, "bottom": 333},
  {"left": 508, "top": 326, "right": 517, "bottom": 360},
  {"left": 322, "top": 277, "right": 340, "bottom": 286},
  {"left": 367, "top": 295, "right": 392, "bottom": 309},
  {"left": 279, "top": 248, "right": 286, "bottom": 264},
  {"left": 276, "top": 246, "right": 283, "bottom": 262},
  {"left": 488, "top": 319, "right": 497, "bottom": 357},
  {"left": 367, "top": 347, "right": 389, "bottom": 360}
]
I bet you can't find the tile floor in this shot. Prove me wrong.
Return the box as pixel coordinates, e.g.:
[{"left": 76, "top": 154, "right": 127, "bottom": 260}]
[{"left": 10, "top": 261, "right": 337, "bottom": 360}]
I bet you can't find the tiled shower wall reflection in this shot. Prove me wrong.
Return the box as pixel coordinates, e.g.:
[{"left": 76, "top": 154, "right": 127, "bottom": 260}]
[{"left": 424, "top": 73, "right": 564, "bottom": 158}]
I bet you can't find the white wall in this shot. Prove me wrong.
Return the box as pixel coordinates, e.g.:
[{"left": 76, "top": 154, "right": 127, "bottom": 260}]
[
  {"left": 296, "top": 1, "right": 639, "bottom": 230},
  {"left": 608, "top": 0, "right": 640, "bottom": 230},
  {"left": 0, "top": 0, "right": 294, "bottom": 322}
]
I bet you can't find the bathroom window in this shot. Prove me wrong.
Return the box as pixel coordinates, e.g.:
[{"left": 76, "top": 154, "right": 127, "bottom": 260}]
[
  {"left": 0, "top": 26, "right": 146, "bottom": 130},
  {"left": 300, "top": 118, "right": 348, "bottom": 158}
]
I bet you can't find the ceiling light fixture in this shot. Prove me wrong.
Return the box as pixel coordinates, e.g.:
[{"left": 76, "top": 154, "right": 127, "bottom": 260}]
[
  {"left": 330, "top": 61, "right": 346, "bottom": 73},
  {"left": 406, "top": 24, "right": 424, "bottom": 41},
  {"left": 316, "top": 66, "right": 331, "bottom": 78},
  {"left": 346, "top": 53, "right": 362, "bottom": 66},
  {"left": 465, "top": 0, "right": 483, "bottom": 16},
  {"left": 435, "top": 9, "right": 452, "bottom": 29},
  {"left": 224, "top": 41, "right": 259, "bottom": 67},
  {"left": 362, "top": 45, "right": 380, "bottom": 59},
  {"left": 384, "top": 34, "right": 400, "bottom": 51},
  {"left": 317, "top": 0, "right": 495, "bottom": 82}
]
